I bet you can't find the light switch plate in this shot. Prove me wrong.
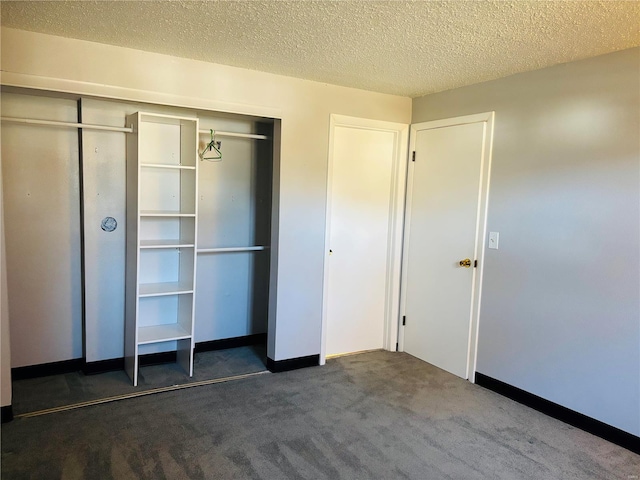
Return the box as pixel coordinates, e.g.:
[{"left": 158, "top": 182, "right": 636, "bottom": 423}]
[{"left": 489, "top": 232, "right": 499, "bottom": 250}]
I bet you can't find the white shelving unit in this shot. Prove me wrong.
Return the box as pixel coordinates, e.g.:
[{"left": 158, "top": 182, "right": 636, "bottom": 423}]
[{"left": 125, "top": 112, "right": 199, "bottom": 386}]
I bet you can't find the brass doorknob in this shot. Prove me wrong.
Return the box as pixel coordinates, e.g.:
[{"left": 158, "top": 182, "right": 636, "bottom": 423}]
[{"left": 459, "top": 258, "right": 472, "bottom": 268}]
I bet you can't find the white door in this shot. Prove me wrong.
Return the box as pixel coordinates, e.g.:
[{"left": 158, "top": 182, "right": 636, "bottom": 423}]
[
  {"left": 1, "top": 92, "right": 84, "bottom": 367},
  {"left": 80, "top": 98, "right": 127, "bottom": 363},
  {"left": 402, "top": 114, "right": 493, "bottom": 379},
  {"left": 323, "top": 117, "right": 408, "bottom": 359}
]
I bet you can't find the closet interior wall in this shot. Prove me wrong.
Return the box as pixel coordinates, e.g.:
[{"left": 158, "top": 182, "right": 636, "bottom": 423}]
[
  {"left": 2, "top": 90, "right": 274, "bottom": 370},
  {"left": 195, "top": 117, "right": 272, "bottom": 345}
]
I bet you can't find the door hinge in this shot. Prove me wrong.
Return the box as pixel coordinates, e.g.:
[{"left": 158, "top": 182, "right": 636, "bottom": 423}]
[
  {"left": 474, "top": 259, "right": 478, "bottom": 268},
  {"left": 402, "top": 315, "right": 406, "bottom": 326},
  {"left": 412, "top": 151, "right": 416, "bottom": 162}
]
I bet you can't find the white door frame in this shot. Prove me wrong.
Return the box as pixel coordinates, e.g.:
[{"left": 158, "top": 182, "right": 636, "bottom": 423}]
[
  {"left": 320, "top": 114, "right": 409, "bottom": 365},
  {"left": 398, "top": 112, "right": 495, "bottom": 382}
]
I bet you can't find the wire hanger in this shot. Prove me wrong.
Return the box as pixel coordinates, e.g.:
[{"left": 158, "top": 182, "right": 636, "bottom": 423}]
[{"left": 199, "top": 129, "right": 222, "bottom": 161}]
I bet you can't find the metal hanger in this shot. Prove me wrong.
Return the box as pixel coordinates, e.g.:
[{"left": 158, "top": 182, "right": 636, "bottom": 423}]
[{"left": 199, "top": 129, "right": 222, "bottom": 161}]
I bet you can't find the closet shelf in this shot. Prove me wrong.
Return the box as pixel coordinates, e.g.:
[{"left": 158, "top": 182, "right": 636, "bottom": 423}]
[
  {"left": 140, "top": 163, "right": 196, "bottom": 170},
  {"left": 197, "top": 246, "right": 267, "bottom": 254},
  {"left": 138, "top": 282, "right": 194, "bottom": 297},
  {"left": 138, "top": 324, "right": 191, "bottom": 345},
  {"left": 140, "top": 240, "right": 195, "bottom": 249},
  {"left": 198, "top": 129, "right": 269, "bottom": 141}
]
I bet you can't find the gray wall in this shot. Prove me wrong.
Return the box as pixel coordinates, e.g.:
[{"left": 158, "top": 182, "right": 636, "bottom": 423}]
[{"left": 413, "top": 47, "right": 640, "bottom": 436}]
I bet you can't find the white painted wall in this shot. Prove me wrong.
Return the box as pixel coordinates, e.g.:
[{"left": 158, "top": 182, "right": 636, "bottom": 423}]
[
  {"left": 412, "top": 47, "right": 640, "bottom": 435},
  {"left": 0, "top": 28, "right": 411, "bottom": 362}
]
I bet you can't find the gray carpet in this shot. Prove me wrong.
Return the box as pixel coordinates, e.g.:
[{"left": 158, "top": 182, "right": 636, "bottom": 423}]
[
  {"left": 2, "top": 351, "right": 638, "bottom": 479},
  {"left": 11, "top": 346, "right": 267, "bottom": 415}
]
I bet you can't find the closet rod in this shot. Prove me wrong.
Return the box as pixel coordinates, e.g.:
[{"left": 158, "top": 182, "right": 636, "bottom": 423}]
[
  {"left": 1, "top": 117, "right": 271, "bottom": 140},
  {"left": 1, "top": 116, "right": 134, "bottom": 133},
  {"left": 198, "top": 130, "right": 269, "bottom": 140}
]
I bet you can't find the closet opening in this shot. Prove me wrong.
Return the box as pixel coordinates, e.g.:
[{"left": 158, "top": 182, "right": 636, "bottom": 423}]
[{"left": 2, "top": 88, "right": 280, "bottom": 414}]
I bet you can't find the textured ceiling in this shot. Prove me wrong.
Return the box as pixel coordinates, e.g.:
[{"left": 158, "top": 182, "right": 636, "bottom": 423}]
[{"left": 2, "top": 1, "right": 639, "bottom": 97}]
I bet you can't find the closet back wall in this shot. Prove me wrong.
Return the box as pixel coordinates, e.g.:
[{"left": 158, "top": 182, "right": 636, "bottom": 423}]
[{"left": 196, "top": 117, "right": 272, "bottom": 343}]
